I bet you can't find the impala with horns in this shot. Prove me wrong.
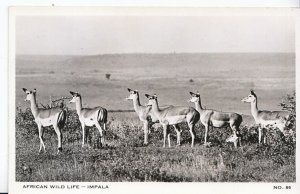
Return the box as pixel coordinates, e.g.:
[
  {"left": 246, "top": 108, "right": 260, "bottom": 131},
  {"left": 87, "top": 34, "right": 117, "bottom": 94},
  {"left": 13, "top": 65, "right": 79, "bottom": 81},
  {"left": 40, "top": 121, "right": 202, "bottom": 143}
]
[
  {"left": 22, "top": 88, "right": 67, "bottom": 153},
  {"left": 189, "top": 91, "right": 242, "bottom": 148},
  {"left": 126, "top": 88, "right": 181, "bottom": 146},
  {"left": 69, "top": 91, "right": 108, "bottom": 147},
  {"left": 145, "top": 94, "right": 200, "bottom": 147},
  {"left": 241, "top": 90, "right": 290, "bottom": 144}
]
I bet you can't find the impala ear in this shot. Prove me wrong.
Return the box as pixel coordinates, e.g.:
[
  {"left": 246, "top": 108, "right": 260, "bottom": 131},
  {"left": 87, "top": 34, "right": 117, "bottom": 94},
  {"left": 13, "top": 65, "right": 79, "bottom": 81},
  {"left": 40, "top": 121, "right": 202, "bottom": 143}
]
[
  {"left": 134, "top": 89, "right": 138, "bottom": 93},
  {"left": 250, "top": 89, "right": 255, "bottom": 95},
  {"left": 145, "top": 94, "right": 150, "bottom": 98},
  {"left": 33, "top": 88, "right": 37, "bottom": 93},
  {"left": 153, "top": 94, "right": 157, "bottom": 99},
  {"left": 196, "top": 91, "right": 200, "bottom": 95},
  {"left": 22, "top": 88, "right": 27, "bottom": 93},
  {"left": 127, "top": 88, "right": 132, "bottom": 92},
  {"left": 189, "top": 92, "right": 195, "bottom": 96},
  {"left": 70, "top": 91, "right": 75, "bottom": 96}
]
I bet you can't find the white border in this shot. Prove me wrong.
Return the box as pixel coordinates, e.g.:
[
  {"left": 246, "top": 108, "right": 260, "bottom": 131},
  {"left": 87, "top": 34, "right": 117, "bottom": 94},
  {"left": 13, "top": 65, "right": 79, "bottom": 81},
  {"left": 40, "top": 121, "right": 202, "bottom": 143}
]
[{"left": 7, "top": 6, "right": 300, "bottom": 194}]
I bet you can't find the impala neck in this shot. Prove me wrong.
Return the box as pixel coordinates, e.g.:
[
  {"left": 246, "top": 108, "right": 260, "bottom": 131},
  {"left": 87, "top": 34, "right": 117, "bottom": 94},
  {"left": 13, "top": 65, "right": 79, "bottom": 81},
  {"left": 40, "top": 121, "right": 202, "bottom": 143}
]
[
  {"left": 195, "top": 98, "right": 204, "bottom": 114},
  {"left": 151, "top": 99, "right": 161, "bottom": 116},
  {"left": 132, "top": 95, "right": 142, "bottom": 112},
  {"left": 29, "top": 95, "right": 39, "bottom": 118},
  {"left": 75, "top": 97, "right": 83, "bottom": 115},
  {"left": 251, "top": 98, "right": 259, "bottom": 120}
]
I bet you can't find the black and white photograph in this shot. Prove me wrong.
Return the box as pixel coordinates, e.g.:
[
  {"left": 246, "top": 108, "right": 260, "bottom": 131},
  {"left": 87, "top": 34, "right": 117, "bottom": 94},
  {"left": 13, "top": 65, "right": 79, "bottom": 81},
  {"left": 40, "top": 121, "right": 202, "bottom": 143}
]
[{"left": 8, "top": 6, "right": 298, "bottom": 194}]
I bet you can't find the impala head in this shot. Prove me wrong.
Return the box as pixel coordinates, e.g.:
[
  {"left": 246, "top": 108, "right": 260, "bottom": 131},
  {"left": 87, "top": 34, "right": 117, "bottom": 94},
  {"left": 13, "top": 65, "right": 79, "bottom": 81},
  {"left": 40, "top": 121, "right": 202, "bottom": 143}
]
[
  {"left": 126, "top": 88, "right": 139, "bottom": 100},
  {"left": 69, "top": 91, "right": 81, "bottom": 103},
  {"left": 226, "top": 134, "right": 239, "bottom": 143},
  {"left": 145, "top": 94, "right": 157, "bottom": 107},
  {"left": 241, "top": 90, "right": 257, "bottom": 103},
  {"left": 22, "top": 88, "right": 36, "bottom": 102},
  {"left": 188, "top": 91, "right": 200, "bottom": 103}
]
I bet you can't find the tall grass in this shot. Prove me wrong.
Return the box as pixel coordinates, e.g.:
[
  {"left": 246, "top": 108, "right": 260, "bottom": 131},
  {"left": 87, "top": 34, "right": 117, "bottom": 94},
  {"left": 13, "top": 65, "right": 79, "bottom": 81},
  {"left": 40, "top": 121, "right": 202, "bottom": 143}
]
[{"left": 15, "top": 93, "right": 296, "bottom": 182}]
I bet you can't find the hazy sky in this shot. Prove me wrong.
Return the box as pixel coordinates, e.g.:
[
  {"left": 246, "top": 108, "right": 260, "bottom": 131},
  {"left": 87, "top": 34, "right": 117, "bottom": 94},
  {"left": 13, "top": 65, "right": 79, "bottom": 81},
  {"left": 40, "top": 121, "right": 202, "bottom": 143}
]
[{"left": 16, "top": 15, "right": 295, "bottom": 55}]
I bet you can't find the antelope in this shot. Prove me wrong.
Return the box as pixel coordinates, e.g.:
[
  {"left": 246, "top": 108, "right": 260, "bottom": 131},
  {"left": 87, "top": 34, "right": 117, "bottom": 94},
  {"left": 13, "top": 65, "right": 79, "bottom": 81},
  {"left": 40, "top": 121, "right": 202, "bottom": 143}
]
[
  {"left": 22, "top": 88, "right": 67, "bottom": 153},
  {"left": 145, "top": 94, "right": 200, "bottom": 147},
  {"left": 189, "top": 91, "right": 242, "bottom": 148},
  {"left": 126, "top": 88, "right": 181, "bottom": 146},
  {"left": 241, "top": 90, "right": 290, "bottom": 144},
  {"left": 69, "top": 91, "right": 107, "bottom": 147}
]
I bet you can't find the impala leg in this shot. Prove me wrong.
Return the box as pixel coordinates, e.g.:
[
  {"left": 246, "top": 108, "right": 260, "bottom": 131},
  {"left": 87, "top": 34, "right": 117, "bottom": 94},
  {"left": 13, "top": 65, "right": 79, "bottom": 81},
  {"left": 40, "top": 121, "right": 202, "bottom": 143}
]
[
  {"left": 188, "top": 124, "right": 196, "bottom": 147},
  {"left": 167, "top": 125, "right": 171, "bottom": 148},
  {"left": 173, "top": 124, "right": 181, "bottom": 146},
  {"left": 54, "top": 125, "right": 62, "bottom": 153},
  {"left": 81, "top": 122, "right": 86, "bottom": 147},
  {"left": 204, "top": 124, "right": 209, "bottom": 146},
  {"left": 37, "top": 124, "right": 46, "bottom": 153},
  {"left": 263, "top": 128, "right": 267, "bottom": 144},
  {"left": 258, "top": 127, "right": 262, "bottom": 145},
  {"left": 95, "top": 122, "right": 104, "bottom": 147},
  {"left": 162, "top": 125, "right": 167, "bottom": 148},
  {"left": 231, "top": 125, "right": 240, "bottom": 148},
  {"left": 143, "top": 121, "right": 149, "bottom": 145},
  {"left": 103, "top": 122, "right": 107, "bottom": 135}
]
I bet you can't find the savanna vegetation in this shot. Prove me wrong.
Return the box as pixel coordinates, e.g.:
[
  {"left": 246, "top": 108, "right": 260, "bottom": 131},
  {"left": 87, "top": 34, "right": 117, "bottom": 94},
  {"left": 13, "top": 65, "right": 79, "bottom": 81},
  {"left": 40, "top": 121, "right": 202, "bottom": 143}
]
[{"left": 15, "top": 92, "right": 295, "bottom": 182}]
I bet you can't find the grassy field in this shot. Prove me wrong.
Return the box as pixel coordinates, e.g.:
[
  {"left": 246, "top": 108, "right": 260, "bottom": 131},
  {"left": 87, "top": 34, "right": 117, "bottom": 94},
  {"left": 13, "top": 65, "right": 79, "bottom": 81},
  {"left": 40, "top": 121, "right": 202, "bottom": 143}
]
[
  {"left": 16, "top": 107, "right": 295, "bottom": 182},
  {"left": 15, "top": 53, "right": 295, "bottom": 182}
]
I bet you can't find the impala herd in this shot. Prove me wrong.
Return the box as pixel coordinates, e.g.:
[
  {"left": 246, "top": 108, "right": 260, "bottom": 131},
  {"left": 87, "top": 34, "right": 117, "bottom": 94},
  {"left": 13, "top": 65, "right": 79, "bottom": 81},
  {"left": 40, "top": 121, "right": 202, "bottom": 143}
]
[{"left": 22, "top": 88, "right": 290, "bottom": 153}]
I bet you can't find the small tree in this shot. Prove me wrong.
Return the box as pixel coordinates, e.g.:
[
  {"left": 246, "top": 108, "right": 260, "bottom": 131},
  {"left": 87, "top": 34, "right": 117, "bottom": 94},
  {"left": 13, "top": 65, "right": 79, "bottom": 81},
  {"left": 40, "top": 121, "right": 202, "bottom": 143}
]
[{"left": 105, "top": 74, "right": 111, "bottom": 80}]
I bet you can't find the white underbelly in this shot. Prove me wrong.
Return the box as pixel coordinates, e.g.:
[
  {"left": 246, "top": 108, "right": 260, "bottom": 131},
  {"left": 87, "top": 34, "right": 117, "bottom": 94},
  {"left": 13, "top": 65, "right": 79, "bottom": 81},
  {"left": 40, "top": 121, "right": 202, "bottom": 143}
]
[
  {"left": 81, "top": 117, "right": 96, "bottom": 127},
  {"left": 211, "top": 120, "right": 227, "bottom": 128},
  {"left": 38, "top": 118, "right": 54, "bottom": 127},
  {"left": 257, "top": 119, "right": 284, "bottom": 128},
  {"left": 164, "top": 115, "right": 186, "bottom": 125}
]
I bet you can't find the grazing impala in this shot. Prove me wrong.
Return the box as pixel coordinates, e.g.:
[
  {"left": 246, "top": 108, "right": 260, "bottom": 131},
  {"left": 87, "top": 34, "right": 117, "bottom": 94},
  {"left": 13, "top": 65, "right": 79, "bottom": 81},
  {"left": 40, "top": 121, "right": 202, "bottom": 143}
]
[
  {"left": 22, "top": 88, "right": 67, "bottom": 153},
  {"left": 241, "top": 90, "right": 290, "bottom": 144},
  {"left": 69, "top": 91, "right": 107, "bottom": 147},
  {"left": 189, "top": 91, "right": 242, "bottom": 148},
  {"left": 145, "top": 94, "right": 200, "bottom": 147},
  {"left": 126, "top": 88, "right": 181, "bottom": 146}
]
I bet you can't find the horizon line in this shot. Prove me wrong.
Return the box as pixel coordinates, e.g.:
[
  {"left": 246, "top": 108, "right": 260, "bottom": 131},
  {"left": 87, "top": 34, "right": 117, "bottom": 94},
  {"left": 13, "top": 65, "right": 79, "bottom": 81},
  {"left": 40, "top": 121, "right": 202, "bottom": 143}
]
[{"left": 16, "top": 51, "right": 295, "bottom": 57}]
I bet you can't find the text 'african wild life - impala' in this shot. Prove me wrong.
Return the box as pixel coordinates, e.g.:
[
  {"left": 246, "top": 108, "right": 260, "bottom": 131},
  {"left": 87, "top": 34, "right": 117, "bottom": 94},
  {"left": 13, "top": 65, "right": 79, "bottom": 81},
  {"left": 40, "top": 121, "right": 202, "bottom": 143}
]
[
  {"left": 22, "top": 88, "right": 67, "bottom": 153},
  {"left": 242, "top": 90, "right": 290, "bottom": 144},
  {"left": 126, "top": 88, "right": 181, "bottom": 145},
  {"left": 69, "top": 91, "right": 108, "bottom": 147},
  {"left": 189, "top": 91, "right": 243, "bottom": 148},
  {"left": 145, "top": 94, "right": 200, "bottom": 147}
]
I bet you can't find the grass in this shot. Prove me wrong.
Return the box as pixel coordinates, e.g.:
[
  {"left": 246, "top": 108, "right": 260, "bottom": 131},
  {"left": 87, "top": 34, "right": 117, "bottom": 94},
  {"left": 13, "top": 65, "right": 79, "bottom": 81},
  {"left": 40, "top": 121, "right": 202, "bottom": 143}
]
[{"left": 16, "top": 106, "right": 295, "bottom": 182}]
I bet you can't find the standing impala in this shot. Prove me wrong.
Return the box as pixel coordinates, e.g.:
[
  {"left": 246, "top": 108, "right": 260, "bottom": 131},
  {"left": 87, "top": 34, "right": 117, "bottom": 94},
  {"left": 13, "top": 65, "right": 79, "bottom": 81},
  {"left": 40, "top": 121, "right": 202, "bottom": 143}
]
[
  {"left": 126, "top": 88, "right": 181, "bottom": 146},
  {"left": 22, "top": 88, "right": 67, "bottom": 153},
  {"left": 189, "top": 91, "right": 242, "bottom": 148},
  {"left": 69, "top": 91, "right": 107, "bottom": 147},
  {"left": 145, "top": 94, "right": 200, "bottom": 147},
  {"left": 241, "top": 90, "right": 289, "bottom": 144}
]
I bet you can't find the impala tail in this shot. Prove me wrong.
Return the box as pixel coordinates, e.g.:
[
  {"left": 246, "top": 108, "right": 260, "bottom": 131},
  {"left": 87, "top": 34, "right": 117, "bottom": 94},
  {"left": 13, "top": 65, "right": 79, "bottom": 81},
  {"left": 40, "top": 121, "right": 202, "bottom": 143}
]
[
  {"left": 97, "top": 108, "right": 108, "bottom": 124},
  {"left": 57, "top": 109, "right": 67, "bottom": 129}
]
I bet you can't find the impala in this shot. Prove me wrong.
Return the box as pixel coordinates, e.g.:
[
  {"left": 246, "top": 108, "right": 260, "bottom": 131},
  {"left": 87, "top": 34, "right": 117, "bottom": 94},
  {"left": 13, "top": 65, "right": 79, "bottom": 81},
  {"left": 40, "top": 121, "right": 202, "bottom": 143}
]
[
  {"left": 126, "top": 88, "right": 181, "bottom": 146},
  {"left": 241, "top": 90, "right": 290, "bottom": 144},
  {"left": 69, "top": 91, "right": 107, "bottom": 147},
  {"left": 145, "top": 94, "right": 200, "bottom": 147},
  {"left": 189, "top": 91, "right": 242, "bottom": 148},
  {"left": 22, "top": 88, "right": 67, "bottom": 153}
]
